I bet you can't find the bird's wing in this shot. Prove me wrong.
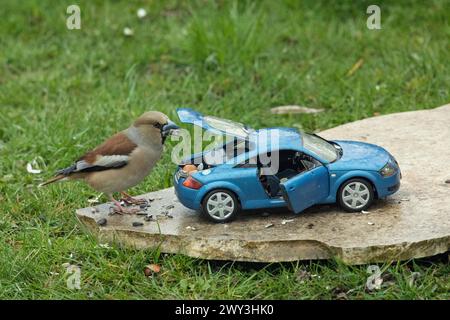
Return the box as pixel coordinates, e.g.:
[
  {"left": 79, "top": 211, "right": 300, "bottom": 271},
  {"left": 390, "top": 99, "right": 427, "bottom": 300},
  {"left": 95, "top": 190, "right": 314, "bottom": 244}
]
[{"left": 57, "top": 132, "right": 138, "bottom": 175}]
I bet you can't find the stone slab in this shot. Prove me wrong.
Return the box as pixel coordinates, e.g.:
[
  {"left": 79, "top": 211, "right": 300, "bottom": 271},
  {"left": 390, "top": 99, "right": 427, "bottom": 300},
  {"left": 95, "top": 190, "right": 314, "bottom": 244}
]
[{"left": 76, "top": 104, "right": 450, "bottom": 264}]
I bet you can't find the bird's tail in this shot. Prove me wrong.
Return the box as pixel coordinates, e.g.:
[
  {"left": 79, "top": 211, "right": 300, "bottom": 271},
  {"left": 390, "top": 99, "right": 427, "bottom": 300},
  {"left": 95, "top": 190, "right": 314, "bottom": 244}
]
[{"left": 39, "top": 174, "right": 67, "bottom": 187}]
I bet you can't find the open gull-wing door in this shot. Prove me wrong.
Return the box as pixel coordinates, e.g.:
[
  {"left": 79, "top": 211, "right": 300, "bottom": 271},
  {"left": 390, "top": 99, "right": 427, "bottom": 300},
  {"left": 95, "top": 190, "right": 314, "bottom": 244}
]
[{"left": 177, "top": 108, "right": 252, "bottom": 140}]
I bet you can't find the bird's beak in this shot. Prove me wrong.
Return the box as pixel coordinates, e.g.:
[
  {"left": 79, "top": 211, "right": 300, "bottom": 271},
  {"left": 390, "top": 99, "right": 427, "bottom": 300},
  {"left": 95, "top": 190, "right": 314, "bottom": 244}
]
[{"left": 162, "top": 120, "right": 180, "bottom": 137}]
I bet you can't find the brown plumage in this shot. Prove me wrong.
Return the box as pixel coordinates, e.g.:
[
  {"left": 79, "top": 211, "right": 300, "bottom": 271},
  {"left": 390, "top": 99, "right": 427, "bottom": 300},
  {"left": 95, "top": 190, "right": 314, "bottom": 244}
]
[
  {"left": 81, "top": 132, "right": 138, "bottom": 164},
  {"left": 41, "top": 111, "right": 179, "bottom": 213}
]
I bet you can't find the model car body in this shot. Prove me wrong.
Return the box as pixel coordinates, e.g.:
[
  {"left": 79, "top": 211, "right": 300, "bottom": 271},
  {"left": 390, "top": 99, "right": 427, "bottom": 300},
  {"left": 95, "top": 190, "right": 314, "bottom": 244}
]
[{"left": 174, "top": 108, "right": 401, "bottom": 222}]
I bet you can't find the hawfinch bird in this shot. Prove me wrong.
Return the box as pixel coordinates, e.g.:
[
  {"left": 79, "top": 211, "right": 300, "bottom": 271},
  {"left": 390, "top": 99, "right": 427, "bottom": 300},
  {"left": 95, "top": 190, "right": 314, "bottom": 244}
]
[{"left": 41, "top": 111, "right": 179, "bottom": 214}]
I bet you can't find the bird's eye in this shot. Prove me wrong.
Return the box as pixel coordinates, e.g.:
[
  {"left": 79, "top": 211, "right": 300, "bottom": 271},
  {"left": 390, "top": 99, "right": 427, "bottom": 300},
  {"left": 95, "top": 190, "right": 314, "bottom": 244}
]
[{"left": 153, "top": 123, "right": 162, "bottom": 129}]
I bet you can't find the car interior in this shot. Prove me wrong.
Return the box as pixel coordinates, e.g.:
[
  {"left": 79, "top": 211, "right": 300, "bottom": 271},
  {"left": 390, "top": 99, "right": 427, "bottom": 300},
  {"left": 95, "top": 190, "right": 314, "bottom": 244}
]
[{"left": 256, "top": 150, "right": 321, "bottom": 198}]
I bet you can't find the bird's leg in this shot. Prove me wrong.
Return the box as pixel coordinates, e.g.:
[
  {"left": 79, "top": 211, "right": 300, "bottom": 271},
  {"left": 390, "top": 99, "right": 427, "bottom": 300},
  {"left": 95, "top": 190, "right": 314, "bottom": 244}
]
[
  {"left": 109, "top": 194, "right": 139, "bottom": 215},
  {"left": 120, "top": 191, "right": 148, "bottom": 205}
]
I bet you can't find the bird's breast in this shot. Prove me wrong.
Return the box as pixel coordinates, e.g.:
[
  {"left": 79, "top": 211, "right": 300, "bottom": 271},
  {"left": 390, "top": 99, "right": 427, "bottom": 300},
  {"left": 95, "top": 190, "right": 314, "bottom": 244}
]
[{"left": 127, "top": 147, "right": 162, "bottom": 176}]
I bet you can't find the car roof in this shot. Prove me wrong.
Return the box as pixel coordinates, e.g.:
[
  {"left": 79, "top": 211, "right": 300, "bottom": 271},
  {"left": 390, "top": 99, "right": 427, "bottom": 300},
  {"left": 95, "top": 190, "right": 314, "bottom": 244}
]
[{"left": 248, "top": 127, "right": 303, "bottom": 153}]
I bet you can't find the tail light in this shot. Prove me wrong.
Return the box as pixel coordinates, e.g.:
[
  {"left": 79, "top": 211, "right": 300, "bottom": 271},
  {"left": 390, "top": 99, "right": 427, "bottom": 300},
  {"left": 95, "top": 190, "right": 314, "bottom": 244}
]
[{"left": 182, "top": 176, "right": 202, "bottom": 189}]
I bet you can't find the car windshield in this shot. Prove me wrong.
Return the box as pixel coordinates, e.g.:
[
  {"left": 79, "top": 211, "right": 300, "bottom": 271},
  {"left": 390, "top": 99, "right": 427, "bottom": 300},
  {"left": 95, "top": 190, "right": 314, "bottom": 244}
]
[{"left": 302, "top": 133, "right": 338, "bottom": 162}]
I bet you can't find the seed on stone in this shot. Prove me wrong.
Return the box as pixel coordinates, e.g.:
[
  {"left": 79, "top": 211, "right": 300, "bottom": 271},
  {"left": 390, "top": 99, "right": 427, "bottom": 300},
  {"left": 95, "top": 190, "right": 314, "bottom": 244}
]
[
  {"left": 148, "top": 198, "right": 155, "bottom": 202},
  {"left": 144, "top": 215, "right": 153, "bottom": 221},
  {"left": 166, "top": 204, "right": 175, "bottom": 210},
  {"left": 97, "top": 218, "right": 107, "bottom": 226},
  {"left": 445, "top": 179, "right": 450, "bottom": 184},
  {"left": 281, "top": 219, "right": 294, "bottom": 225},
  {"left": 136, "top": 211, "right": 148, "bottom": 216},
  {"left": 91, "top": 208, "right": 96, "bottom": 214},
  {"left": 140, "top": 204, "right": 148, "bottom": 209},
  {"left": 307, "top": 223, "right": 314, "bottom": 229},
  {"left": 166, "top": 214, "right": 174, "bottom": 219},
  {"left": 132, "top": 221, "right": 144, "bottom": 227}
]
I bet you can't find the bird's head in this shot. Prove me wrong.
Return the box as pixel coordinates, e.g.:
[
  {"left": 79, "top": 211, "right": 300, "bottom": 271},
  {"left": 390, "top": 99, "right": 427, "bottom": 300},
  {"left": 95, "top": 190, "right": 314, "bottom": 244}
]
[{"left": 133, "top": 111, "right": 180, "bottom": 145}]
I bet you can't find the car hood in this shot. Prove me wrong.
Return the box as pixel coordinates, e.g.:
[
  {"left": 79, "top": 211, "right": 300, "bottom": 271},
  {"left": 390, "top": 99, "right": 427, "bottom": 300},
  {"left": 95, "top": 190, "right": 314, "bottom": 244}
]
[
  {"left": 177, "top": 108, "right": 253, "bottom": 139},
  {"left": 328, "top": 140, "right": 390, "bottom": 171}
]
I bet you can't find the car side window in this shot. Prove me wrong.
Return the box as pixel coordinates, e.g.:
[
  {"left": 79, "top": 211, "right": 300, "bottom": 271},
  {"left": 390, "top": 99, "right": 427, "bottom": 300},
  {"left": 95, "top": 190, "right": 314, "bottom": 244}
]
[
  {"left": 235, "top": 162, "right": 257, "bottom": 168},
  {"left": 235, "top": 156, "right": 258, "bottom": 168}
]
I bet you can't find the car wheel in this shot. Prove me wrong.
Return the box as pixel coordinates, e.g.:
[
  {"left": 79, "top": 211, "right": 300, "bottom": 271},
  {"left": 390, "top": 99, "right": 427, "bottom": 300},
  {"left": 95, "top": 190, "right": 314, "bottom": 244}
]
[
  {"left": 201, "top": 189, "right": 239, "bottom": 223},
  {"left": 338, "top": 178, "right": 374, "bottom": 212}
]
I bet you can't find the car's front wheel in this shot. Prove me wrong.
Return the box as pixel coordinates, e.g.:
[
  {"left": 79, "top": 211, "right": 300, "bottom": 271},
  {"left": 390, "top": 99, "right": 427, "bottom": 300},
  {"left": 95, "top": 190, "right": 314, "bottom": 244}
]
[
  {"left": 338, "top": 178, "right": 374, "bottom": 212},
  {"left": 201, "top": 189, "right": 239, "bottom": 223}
]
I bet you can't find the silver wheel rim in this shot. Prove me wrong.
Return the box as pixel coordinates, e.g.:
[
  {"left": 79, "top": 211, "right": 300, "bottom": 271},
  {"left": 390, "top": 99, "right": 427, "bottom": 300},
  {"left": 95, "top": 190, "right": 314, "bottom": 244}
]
[
  {"left": 342, "top": 182, "right": 370, "bottom": 209},
  {"left": 206, "top": 192, "right": 235, "bottom": 220}
]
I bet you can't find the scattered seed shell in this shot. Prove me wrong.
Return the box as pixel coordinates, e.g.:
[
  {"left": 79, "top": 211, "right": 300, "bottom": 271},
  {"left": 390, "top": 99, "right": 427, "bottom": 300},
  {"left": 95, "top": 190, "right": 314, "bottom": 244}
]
[
  {"left": 137, "top": 8, "right": 147, "bottom": 19},
  {"left": 186, "top": 226, "right": 197, "bottom": 231},
  {"left": 26, "top": 161, "right": 41, "bottom": 174},
  {"left": 264, "top": 223, "right": 274, "bottom": 228},
  {"left": 97, "top": 218, "right": 107, "bottom": 226},
  {"left": 123, "top": 27, "right": 134, "bottom": 36},
  {"left": 87, "top": 197, "right": 100, "bottom": 204},
  {"left": 281, "top": 219, "right": 294, "bottom": 225}
]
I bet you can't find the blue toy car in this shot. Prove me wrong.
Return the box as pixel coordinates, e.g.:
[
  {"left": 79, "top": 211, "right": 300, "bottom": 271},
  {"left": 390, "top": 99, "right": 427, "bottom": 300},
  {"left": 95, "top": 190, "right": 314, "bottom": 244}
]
[{"left": 173, "top": 108, "right": 401, "bottom": 223}]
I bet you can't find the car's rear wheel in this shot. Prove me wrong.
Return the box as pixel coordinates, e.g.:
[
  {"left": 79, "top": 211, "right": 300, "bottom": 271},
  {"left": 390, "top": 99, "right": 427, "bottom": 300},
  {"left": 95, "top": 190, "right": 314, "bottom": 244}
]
[
  {"left": 338, "top": 178, "right": 374, "bottom": 212},
  {"left": 201, "top": 189, "right": 239, "bottom": 223}
]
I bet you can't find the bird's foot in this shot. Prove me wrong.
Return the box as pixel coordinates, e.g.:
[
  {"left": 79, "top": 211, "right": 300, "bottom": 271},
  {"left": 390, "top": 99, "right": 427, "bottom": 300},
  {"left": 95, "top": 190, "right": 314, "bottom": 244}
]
[
  {"left": 110, "top": 205, "right": 140, "bottom": 215},
  {"left": 109, "top": 195, "right": 140, "bottom": 215},
  {"left": 120, "top": 193, "right": 148, "bottom": 206}
]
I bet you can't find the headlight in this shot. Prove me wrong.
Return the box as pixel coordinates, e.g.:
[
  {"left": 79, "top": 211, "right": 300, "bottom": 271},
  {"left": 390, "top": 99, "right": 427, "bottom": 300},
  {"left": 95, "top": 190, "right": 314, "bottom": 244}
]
[{"left": 379, "top": 159, "right": 396, "bottom": 177}]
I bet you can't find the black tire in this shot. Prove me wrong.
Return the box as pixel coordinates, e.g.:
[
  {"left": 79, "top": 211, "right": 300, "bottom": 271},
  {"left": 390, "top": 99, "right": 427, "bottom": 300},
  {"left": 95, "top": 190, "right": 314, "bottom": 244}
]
[
  {"left": 338, "top": 178, "right": 374, "bottom": 212},
  {"left": 201, "top": 189, "right": 240, "bottom": 223}
]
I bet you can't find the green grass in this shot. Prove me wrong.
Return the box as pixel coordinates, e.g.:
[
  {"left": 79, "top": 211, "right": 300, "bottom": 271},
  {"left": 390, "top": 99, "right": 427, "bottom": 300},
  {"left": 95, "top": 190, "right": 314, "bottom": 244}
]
[{"left": 0, "top": 0, "right": 449, "bottom": 299}]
